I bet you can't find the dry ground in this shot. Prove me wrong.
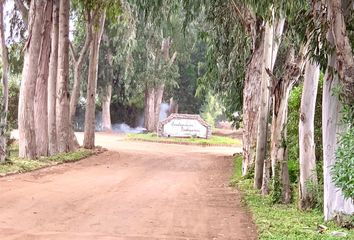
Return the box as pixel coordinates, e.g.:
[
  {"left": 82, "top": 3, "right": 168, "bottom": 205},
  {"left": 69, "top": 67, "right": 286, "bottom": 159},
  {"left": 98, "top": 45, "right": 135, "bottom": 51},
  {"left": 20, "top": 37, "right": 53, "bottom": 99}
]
[{"left": 0, "top": 132, "right": 256, "bottom": 240}]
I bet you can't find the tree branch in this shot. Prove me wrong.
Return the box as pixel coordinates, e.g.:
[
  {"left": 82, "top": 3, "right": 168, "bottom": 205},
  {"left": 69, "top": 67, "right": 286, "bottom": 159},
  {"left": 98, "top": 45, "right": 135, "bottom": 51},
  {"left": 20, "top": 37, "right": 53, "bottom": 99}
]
[
  {"left": 69, "top": 41, "right": 77, "bottom": 62},
  {"left": 14, "top": 0, "right": 29, "bottom": 27},
  {"left": 77, "top": 9, "right": 93, "bottom": 65}
]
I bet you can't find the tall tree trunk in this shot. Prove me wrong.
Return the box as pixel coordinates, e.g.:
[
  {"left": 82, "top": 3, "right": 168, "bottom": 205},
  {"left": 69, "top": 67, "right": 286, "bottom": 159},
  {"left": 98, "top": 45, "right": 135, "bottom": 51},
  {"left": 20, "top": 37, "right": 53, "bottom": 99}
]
[
  {"left": 102, "top": 82, "right": 112, "bottom": 131},
  {"left": 101, "top": 40, "right": 113, "bottom": 132},
  {"left": 323, "top": 56, "right": 354, "bottom": 220},
  {"left": 153, "top": 84, "right": 165, "bottom": 129},
  {"left": 34, "top": 0, "right": 52, "bottom": 157},
  {"left": 242, "top": 30, "right": 264, "bottom": 176},
  {"left": 254, "top": 17, "right": 285, "bottom": 189},
  {"left": 0, "top": 1, "right": 9, "bottom": 162},
  {"left": 299, "top": 61, "right": 320, "bottom": 209},
  {"left": 18, "top": 0, "right": 48, "bottom": 159},
  {"left": 254, "top": 21, "right": 274, "bottom": 189},
  {"left": 328, "top": 0, "right": 354, "bottom": 103},
  {"left": 144, "top": 85, "right": 155, "bottom": 132},
  {"left": 56, "top": 0, "right": 71, "bottom": 153},
  {"left": 264, "top": 47, "right": 306, "bottom": 202},
  {"left": 322, "top": 0, "right": 354, "bottom": 220},
  {"left": 153, "top": 38, "right": 175, "bottom": 130},
  {"left": 83, "top": 11, "right": 106, "bottom": 149},
  {"left": 48, "top": 0, "right": 59, "bottom": 156},
  {"left": 69, "top": 10, "right": 92, "bottom": 147}
]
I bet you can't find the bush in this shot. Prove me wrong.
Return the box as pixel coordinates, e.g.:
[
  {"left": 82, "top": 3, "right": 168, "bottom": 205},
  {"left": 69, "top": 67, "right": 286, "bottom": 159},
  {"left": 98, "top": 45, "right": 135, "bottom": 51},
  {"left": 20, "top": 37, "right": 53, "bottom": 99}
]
[
  {"left": 0, "top": 78, "right": 20, "bottom": 130},
  {"left": 332, "top": 126, "right": 354, "bottom": 201},
  {"left": 200, "top": 91, "right": 225, "bottom": 127}
]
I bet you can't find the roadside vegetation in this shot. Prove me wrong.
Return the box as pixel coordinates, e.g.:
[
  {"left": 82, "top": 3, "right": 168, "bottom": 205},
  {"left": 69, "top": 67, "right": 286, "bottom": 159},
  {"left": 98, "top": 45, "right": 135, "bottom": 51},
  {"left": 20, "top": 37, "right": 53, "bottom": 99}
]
[
  {"left": 231, "top": 156, "right": 353, "bottom": 240},
  {"left": 126, "top": 133, "right": 240, "bottom": 146},
  {"left": 0, "top": 144, "right": 93, "bottom": 176}
]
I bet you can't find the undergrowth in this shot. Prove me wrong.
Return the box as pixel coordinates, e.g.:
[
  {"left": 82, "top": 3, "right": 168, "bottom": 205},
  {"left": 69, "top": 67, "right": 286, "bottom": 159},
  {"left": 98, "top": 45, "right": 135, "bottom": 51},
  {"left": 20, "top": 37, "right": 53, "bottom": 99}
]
[
  {"left": 126, "top": 133, "right": 241, "bottom": 146},
  {"left": 231, "top": 155, "right": 353, "bottom": 240},
  {"left": 0, "top": 144, "right": 93, "bottom": 176}
]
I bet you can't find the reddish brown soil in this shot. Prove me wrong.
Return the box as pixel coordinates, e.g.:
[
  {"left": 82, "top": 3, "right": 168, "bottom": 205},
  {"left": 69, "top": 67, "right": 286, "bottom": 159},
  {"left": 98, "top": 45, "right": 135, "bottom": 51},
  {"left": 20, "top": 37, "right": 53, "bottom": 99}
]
[{"left": 0, "top": 133, "right": 257, "bottom": 239}]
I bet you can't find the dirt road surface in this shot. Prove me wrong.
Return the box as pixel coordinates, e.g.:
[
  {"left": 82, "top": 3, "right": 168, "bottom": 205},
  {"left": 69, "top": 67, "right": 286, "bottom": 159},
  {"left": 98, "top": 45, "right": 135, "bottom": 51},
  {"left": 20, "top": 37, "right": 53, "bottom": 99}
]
[{"left": 0, "top": 133, "right": 257, "bottom": 240}]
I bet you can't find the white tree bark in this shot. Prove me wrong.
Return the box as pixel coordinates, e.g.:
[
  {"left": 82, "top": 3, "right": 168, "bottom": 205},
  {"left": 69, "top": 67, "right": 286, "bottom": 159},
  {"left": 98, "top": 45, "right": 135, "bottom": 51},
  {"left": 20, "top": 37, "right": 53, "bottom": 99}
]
[
  {"left": 34, "top": 0, "right": 52, "bottom": 157},
  {"left": 56, "top": 0, "right": 71, "bottom": 153},
  {"left": 19, "top": 0, "right": 48, "bottom": 159},
  {"left": 323, "top": 55, "right": 354, "bottom": 220},
  {"left": 102, "top": 82, "right": 112, "bottom": 131},
  {"left": 254, "top": 21, "right": 274, "bottom": 189},
  {"left": 48, "top": 0, "right": 59, "bottom": 156},
  {"left": 254, "top": 16, "right": 285, "bottom": 187},
  {"left": 299, "top": 61, "right": 320, "bottom": 209},
  {"left": 0, "top": 1, "right": 9, "bottom": 162},
  {"left": 322, "top": 0, "right": 354, "bottom": 220},
  {"left": 83, "top": 11, "right": 106, "bottom": 149},
  {"left": 242, "top": 31, "right": 264, "bottom": 176}
]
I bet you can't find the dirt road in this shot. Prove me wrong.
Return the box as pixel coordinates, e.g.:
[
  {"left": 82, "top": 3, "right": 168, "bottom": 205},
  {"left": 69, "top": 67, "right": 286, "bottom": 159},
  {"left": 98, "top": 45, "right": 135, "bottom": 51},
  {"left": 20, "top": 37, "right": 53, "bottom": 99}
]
[{"left": 0, "top": 133, "right": 257, "bottom": 240}]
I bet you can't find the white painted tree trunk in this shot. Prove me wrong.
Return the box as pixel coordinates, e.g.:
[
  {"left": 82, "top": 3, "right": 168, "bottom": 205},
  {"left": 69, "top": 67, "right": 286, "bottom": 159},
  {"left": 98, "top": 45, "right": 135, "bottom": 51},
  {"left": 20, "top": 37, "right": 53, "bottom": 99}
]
[
  {"left": 0, "top": 1, "right": 9, "bottom": 162},
  {"left": 254, "top": 21, "right": 274, "bottom": 189},
  {"left": 19, "top": 1, "right": 48, "bottom": 159},
  {"left": 299, "top": 61, "right": 320, "bottom": 209},
  {"left": 34, "top": 0, "right": 52, "bottom": 157},
  {"left": 83, "top": 11, "right": 106, "bottom": 149},
  {"left": 48, "top": 0, "right": 59, "bottom": 156}
]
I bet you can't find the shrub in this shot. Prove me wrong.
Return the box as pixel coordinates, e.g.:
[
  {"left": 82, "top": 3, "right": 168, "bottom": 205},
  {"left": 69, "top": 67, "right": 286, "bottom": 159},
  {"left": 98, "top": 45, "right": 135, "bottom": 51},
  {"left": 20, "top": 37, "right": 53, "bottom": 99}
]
[{"left": 332, "top": 126, "right": 354, "bottom": 201}]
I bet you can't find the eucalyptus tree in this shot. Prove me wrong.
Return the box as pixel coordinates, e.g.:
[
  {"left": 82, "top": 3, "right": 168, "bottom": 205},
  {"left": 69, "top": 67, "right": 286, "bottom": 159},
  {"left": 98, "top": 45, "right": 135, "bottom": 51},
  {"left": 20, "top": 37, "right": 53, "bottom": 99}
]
[
  {"left": 299, "top": 61, "right": 320, "bottom": 209},
  {"left": 83, "top": 9, "right": 106, "bottom": 149},
  {"left": 0, "top": 0, "right": 9, "bottom": 162},
  {"left": 69, "top": 3, "right": 94, "bottom": 146},
  {"left": 125, "top": 1, "right": 180, "bottom": 132},
  {"left": 18, "top": 0, "right": 52, "bottom": 158},
  {"left": 34, "top": 0, "right": 53, "bottom": 156},
  {"left": 56, "top": 0, "right": 71, "bottom": 153},
  {"left": 320, "top": 0, "right": 354, "bottom": 220},
  {"left": 48, "top": 0, "right": 59, "bottom": 155},
  {"left": 82, "top": 0, "right": 122, "bottom": 148}
]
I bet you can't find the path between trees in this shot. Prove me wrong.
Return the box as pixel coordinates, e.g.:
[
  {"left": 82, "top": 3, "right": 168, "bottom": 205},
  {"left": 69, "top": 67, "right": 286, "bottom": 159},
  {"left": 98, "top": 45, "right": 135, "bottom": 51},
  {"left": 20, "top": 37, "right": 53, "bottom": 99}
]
[{"left": 0, "top": 133, "right": 257, "bottom": 239}]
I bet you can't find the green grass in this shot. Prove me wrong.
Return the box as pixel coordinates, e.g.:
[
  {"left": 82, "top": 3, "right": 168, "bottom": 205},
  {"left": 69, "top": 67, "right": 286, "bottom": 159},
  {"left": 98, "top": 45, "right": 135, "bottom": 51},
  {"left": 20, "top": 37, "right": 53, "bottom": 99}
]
[
  {"left": 231, "top": 155, "right": 353, "bottom": 240},
  {"left": 126, "top": 133, "right": 241, "bottom": 146},
  {"left": 0, "top": 144, "right": 93, "bottom": 176}
]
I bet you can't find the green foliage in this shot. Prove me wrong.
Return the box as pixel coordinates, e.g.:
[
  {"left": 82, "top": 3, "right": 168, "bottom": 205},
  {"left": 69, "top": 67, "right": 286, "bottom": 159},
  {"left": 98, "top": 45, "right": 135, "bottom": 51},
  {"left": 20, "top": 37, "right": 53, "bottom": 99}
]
[
  {"left": 200, "top": 92, "right": 225, "bottom": 127},
  {"left": 271, "top": 163, "right": 282, "bottom": 204},
  {"left": 0, "top": 78, "right": 19, "bottom": 130},
  {"left": 127, "top": 133, "right": 241, "bottom": 146},
  {"left": 305, "top": 178, "right": 324, "bottom": 210},
  {"left": 333, "top": 125, "right": 354, "bottom": 201},
  {"left": 287, "top": 85, "right": 302, "bottom": 183},
  {"left": 0, "top": 145, "right": 93, "bottom": 176},
  {"left": 231, "top": 156, "right": 354, "bottom": 240}
]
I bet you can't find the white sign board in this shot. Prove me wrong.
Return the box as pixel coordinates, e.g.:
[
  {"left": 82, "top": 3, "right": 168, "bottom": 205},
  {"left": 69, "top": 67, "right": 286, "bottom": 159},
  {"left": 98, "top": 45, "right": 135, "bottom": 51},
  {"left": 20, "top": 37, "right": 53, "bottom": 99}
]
[{"left": 163, "top": 118, "right": 208, "bottom": 138}]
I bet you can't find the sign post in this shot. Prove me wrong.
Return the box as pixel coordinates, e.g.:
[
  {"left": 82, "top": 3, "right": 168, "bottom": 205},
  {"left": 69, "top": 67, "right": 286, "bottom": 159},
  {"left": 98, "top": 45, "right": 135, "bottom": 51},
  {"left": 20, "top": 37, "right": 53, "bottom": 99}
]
[{"left": 158, "top": 114, "right": 211, "bottom": 139}]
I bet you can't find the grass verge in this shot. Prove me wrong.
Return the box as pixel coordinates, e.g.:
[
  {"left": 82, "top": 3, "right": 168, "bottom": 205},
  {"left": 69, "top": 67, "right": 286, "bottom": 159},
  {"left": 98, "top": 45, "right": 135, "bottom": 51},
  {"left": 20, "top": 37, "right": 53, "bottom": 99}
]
[
  {"left": 126, "top": 133, "right": 241, "bottom": 146},
  {"left": 0, "top": 144, "right": 94, "bottom": 176},
  {"left": 231, "top": 155, "right": 353, "bottom": 240}
]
